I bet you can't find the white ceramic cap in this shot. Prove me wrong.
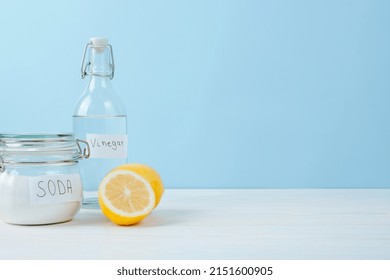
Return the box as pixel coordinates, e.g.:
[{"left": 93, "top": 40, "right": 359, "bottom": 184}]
[{"left": 89, "top": 37, "right": 108, "bottom": 53}]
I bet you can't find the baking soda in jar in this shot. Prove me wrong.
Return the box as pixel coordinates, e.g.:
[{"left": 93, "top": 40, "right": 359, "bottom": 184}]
[{"left": 0, "top": 133, "right": 88, "bottom": 225}]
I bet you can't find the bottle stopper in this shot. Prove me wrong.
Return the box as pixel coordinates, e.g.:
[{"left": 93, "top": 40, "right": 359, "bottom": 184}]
[{"left": 89, "top": 37, "right": 108, "bottom": 53}]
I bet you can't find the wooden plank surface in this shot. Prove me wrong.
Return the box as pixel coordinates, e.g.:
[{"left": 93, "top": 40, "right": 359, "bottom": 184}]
[{"left": 0, "top": 189, "right": 389, "bottom": 259}]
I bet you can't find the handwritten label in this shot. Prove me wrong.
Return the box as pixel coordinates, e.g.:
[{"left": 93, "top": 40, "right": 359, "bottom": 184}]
[
  {"left": 86, "top": 134, "right": 128, "bottom": 159},
  {"left": 29, "top": 174, "right": 82, "bottom": 205}
]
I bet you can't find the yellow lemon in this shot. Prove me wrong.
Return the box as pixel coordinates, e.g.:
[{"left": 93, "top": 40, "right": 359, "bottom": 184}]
[
  {"left": 98, "top": 169, "right": 156, "bottom": 225},
  {"left": 112, "top": 163, "right": 164, "bottom": 208}
]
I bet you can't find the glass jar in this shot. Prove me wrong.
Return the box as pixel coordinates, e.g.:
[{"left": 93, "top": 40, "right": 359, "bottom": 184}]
[{"left": 0, "top": 133, "right": 89, "bottom": 225}]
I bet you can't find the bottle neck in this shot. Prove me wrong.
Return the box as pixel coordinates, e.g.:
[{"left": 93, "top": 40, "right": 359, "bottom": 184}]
[
  {"left": 87, "top": 75, "right": 113, "bottom": 92},
  {"left": 88, "top": 47, "right": 113, "bottom": 78},
  {"left": 86, "top": 48, "right": 114, "bottom": 91}
]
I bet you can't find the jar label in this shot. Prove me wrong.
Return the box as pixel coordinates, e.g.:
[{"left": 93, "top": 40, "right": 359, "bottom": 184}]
[
  {"left": 86, "top": 134, "right": 128, "bottom": 159},
  {"left": 28, "top": 174, "right": 82, "bottom": 205}
]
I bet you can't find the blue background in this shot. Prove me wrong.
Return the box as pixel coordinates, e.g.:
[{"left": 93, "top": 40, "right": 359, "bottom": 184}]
[{"left": 0, "top": 0, "right": 389, "bottom": 188}]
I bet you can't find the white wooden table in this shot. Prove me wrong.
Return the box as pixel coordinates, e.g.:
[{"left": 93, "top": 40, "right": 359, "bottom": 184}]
[{"left": 0, "top": 189, "right": 389, "bottom": 259}]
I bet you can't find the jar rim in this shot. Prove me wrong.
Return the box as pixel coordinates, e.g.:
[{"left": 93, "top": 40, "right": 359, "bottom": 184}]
[
  {"left": 0, "top": 133, "right": 86, "bottom": 170},
  {"left": 0, "top": 133, "right": 74, "bottom": 142}
]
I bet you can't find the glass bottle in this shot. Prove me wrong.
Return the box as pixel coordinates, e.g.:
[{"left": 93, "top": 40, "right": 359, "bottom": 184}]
[{"left": 73, "top": 38, "right": 128, "bottom": 209}]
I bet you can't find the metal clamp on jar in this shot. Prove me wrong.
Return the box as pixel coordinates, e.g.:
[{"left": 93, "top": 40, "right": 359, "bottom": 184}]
[{"left": 0, "top": 133, "right": 89, "bottom": 225}]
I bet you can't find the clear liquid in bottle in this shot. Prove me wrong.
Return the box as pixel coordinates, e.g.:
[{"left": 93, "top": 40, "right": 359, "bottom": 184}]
[{"left": 73, "top": 38, "right": 127, "bottom": 209}]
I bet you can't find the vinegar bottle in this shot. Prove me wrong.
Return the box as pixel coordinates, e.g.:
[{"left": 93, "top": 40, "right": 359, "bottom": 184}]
[{"left": 73, "top": 37, "right": 127, "bottom": 209}]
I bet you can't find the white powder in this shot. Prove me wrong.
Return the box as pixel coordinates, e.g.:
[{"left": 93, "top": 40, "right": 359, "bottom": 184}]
[{"left": 0, "top": 173, "right": 82, "bottom": 225}]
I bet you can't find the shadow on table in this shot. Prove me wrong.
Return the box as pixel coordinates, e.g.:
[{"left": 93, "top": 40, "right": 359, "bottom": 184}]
[
  {"left": 56, "top": 208, "right": 197, "bottom": 227},
  {"left": 57, "top": 210, "right": 110, "bottom": 227}
]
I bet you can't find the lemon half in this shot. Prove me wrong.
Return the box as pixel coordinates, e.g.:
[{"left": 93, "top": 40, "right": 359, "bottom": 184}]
[{"left": 98, "top": 169, "right": 156, "bottom": 225}]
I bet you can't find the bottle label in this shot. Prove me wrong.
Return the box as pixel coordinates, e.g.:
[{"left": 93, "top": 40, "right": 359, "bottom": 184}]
[
  {"left": 86, "top": 133, "right": 128, "bottom": 159},
  {"left": 28, "top": 174, "right": 82, "bottom": 205}
]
